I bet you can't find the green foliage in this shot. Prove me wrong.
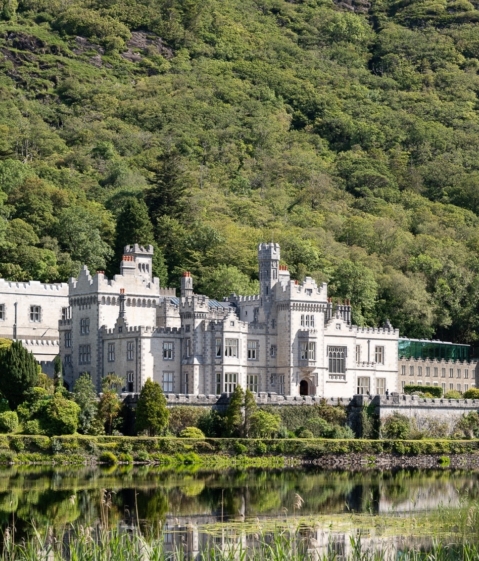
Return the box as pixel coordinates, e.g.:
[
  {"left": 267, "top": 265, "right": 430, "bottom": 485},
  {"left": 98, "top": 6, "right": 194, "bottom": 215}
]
[
  {"left": 0, "top": 341, "right": 38, "bottom": 409},
  {"left": 179, "top": 426, "right": 205, "bottom": 439},
  {"left": 73, "top": 373, "right": 98, "bottom": 435},
  {"left": 168, "top": 406, "right": 208, "bottom": 435},
  {"left": 135, "top": 379, "right": 169, "bottom": 436},
  {"left": 0, "top": 411, "right": 18, "bottom": 433},
  {"left": 382, "top": 412, "right": 411, "bottom": 439},
  {"left": 445, "top": 390, "right": 463, "bottom": 399},
  {"left": 249, "top": 410, "right": 281, "bottom": 438},
  {"left": 455, "top": 411, "right": 479, "bottom": 438},
  {"left": 404, "top": 385, "right": 443, "bottom": 397},
  {"left": 43, "top": 393, "right": 80, "bottom": 435},
  {"left": 225, "top": 385, "right": 244, "bottom": 437},
  {"left": 464, "top": 388, "right": 479, "bottom": 399},
  {"left": 99, "top": 451, "right": 118, "bottom": 465}
]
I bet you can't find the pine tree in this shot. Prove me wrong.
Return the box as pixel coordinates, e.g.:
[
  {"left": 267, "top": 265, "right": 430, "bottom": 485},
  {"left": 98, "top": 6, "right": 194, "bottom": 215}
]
[
  {"left": 135, "top": 379, "right": 169, "bottom": 436},
  {"left": 225, "top": 385, "right": 244, "bottom": 437},
  {"left": 112, "top": 197, "right": 168, "bottom": 284},
  {"left": 0, "top": 341, "right": 38, "bottom": 409},
  {"left": 145, "top": 151, "right": 189, "bottom": 224}
]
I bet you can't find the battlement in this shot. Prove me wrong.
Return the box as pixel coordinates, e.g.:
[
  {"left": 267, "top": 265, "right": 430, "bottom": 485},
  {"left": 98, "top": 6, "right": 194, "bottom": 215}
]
[
  {"left": 123, "top": 244, "right": 154, "bottom": 256},
  {"left": 354, "top": 325, "right": 399, "bottom": 335},
  {"left": 19, "top": 339, "right": 59, "bottom": 347},
  {"left": 399, "top": 356, "right": 478, "bottom": 366},
  {"left": 0, "top": 279, "right": 68, "bottom": 294},
  {"left": 228, "top": 294, "right": 261, "bottom": 303}
]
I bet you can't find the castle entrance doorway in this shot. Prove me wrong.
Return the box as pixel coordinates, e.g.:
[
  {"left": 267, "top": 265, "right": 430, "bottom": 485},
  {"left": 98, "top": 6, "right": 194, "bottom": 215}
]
[{"left": 299, "top": 379, "right": 309, "bottom": 396}]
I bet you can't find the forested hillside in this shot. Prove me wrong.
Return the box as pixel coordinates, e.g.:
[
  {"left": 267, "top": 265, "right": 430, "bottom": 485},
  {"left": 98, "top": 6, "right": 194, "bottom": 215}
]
[{"left": 3, "top": 0, "right": 479, "bottom": 342}]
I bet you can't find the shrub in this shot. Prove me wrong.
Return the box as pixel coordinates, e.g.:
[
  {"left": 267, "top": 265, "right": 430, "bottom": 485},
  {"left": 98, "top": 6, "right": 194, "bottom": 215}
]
[
  {"left": 118, "top": 453, "right": 133, "bottom": 463},
  {"left": 22, "top": 419, "right": 43, "bottom": 435},
  {"left": 179, "top": 427, "right": 205, "bottom": 439},
  {"left": 234, "top": 442, "right": 247, "bottom": 455},
  {"left": 168, "top": 407, "right": 208, "bottom": 435},
  {"left": 382, "top": 413, "right": 410, "bottom": 439},
  {"left": 99, "top": 451, "right": 118, "bottom": 465},
  {"left": 464, "top": 388, "right": 479, "bottom": 399},
  {"left": 255, "top": 441, "right": 267, "bottom": 455},
  {"left": 404, "top": 385, "right": 442, "bottom": 397},
  {"left": 297, "top": 429, "right": 314, "bottom": 438},
  {"left": 136, "top": 450, "right": 150, "bottom": 462},
  {"left": 444, "top": 390, "right": 462, "bottom": 399},
  {"left": 0, "top": 411, "right": 18, "bottom": 433},
  {"left": 9, "top": 437, "right": 25, "bottom": 452}
]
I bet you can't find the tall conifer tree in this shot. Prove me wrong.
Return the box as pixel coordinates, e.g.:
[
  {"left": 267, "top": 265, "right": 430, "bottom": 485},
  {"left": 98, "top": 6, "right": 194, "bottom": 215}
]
[{"left": 0, "top": 341, "right": 38, "bottom": 409}]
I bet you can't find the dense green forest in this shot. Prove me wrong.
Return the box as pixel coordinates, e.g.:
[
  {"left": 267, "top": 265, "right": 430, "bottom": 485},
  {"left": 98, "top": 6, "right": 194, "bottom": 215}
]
[{"left": 3, "top": 0, "right": 479, "bottom": 342}]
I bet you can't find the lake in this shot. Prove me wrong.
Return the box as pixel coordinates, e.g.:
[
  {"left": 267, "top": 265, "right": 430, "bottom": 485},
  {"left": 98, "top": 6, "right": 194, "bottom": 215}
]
[{"left": 1, "top": 466, "right": 478, "bottom": 558}]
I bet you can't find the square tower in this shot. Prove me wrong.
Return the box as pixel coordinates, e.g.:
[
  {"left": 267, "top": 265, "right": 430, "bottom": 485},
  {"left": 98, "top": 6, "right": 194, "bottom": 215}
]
[
  {"left": 120, "top": 244, "right": 154, "bottom": 283},
  {"left": 258, "top": 243, "right": 280, "bottom": 301}
]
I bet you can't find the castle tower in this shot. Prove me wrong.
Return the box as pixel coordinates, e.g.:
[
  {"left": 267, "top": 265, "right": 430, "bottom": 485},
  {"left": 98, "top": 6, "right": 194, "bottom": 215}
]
[
  {"left": 120, "top": 244, "right": 154, "bottom": 283},
  {"left": 181, "top": 271, "right": 193, "bottom": 298},
  {"left": 258, "top": 243, "right": 280, "bottom": 301}
]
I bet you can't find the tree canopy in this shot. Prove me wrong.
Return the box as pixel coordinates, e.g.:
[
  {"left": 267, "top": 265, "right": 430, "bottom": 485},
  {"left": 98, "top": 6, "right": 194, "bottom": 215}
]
[{"left": 2, "top": 0, "right": 479, "bottom": 340}]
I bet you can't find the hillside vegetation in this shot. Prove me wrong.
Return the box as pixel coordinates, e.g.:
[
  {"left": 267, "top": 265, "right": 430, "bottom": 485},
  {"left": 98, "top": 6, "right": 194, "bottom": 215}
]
[{"left": 2, "top": 0, "right": 479, "bottom": 341}]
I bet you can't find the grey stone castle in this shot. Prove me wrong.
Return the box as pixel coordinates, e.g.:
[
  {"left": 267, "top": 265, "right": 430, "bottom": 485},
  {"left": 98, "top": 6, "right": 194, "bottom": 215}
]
[{"left": 58, "top": 243, "right": 400, "bottom": 397}]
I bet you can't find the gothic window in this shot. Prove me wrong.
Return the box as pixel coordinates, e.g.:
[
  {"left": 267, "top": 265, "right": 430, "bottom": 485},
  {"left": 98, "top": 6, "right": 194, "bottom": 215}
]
[
  {"left": 216, "top": 373, "right": 222, "bottom": 394},
  {"left": 441, "top": 368, "right": 446, "bottom": 378},
  {"left": 449, "top": 368, "right": 454, "bottom": 378},
  {"left": 248, "top": 374, "right": 259, "bottom": 393},
  {"left": 64, "top": 331, "right": 72, "bottom": 348},
  {"left": 247, "top": 340, "right": 258, "bottom": 360},
  {"left": 270, "top": 345, "right": 277, "bottom": 358},
  {"left": 224, "top": 373, "right": 237, "bottom": 394},
  {"left": 457, "top": 369, "right": 461, "bottom": 378},
  {"left": 300, "top": 341, "right": 308, "bottom": 360},
  {"left": 357, "top": 377, "right": 370, "bottom": 395},
  {"left": 375, "top": 346, "right": 384, "bottom": 364},
  {"left": 185, "top": 339, "right": 191, "bottom": 358},
  {"left": 465, "top": 369, "right": 469, "bottom": 379},
  {"left": 300, "top": 314, "right": 305, "bottom": 327},
  {"left": 162, "top": 372, "right": 174, "bottom": 393},
  {"left": 224, "top": 339, "right": 238, "bottom": 357},
  {"left": 401, "top": 365, "right": 406, "bottom": 375},
  {"left": 426, "top": 367, "right": 430, "bottom": 377},
  {"left": 376, "top": 378, "right": 386, "bottom": 395},
  {"left": 308, "top": 342, "right": 316, "bottom": 360},
  {"left": 410, "top": 366, "right": 414, "bottom": 376},
  {"left": 215, "top": 338, "right": 222, "bottom": 357},
  {"left": 80, "top": 318, "right": 90, "bottom": 335},
  {"left": 418, "top": 366, "right": 422, "bottom": 377},
  {"left": 127, "top": 341, "right": 134, "bottom": 361},
  {"left": 30, "top": 306, "right": 41, "bottom": 322},
  {"left": 0, "top": 304, "right": 5, "bottom": 320},
  {"left": 328, "top": 346, "right": 346, "bottom": 373},
  {"left": 278, "top": 374, "right": 285, "bottom": 395},
  {"left": 107, "top": 343, "right": 115, "bottom": 362},
  {"left": 434, "top": 367, "right": 438, "bottom": 377},
  {"left": 163, "top": 342, "right": 173, "bottom": 360},
  {"left": 78, "top": 345, "right": 91, "bottom": 365},
  {"left": 127, "top": 371, "right": 134, "bottom": 392}
]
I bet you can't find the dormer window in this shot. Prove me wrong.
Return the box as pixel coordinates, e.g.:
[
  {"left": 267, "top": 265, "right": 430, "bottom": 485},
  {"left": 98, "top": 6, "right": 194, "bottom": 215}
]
[{"left": 306, "top": 289, "right": 312, "bottom": 296}]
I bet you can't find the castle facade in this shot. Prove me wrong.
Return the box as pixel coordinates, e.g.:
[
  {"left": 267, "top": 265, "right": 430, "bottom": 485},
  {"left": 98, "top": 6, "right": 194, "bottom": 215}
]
[{"left": 59, "top": 243, "right": 400, "bottom": 397}]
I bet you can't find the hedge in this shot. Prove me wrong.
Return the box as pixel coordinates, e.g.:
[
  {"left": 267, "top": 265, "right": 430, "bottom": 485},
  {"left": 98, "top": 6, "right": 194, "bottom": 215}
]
[
  {"left": 404, "top": 385, "right": 443, "bottom": 397},
  {"left": 0, "top": 435, "right": 476, "bottom": 462}
]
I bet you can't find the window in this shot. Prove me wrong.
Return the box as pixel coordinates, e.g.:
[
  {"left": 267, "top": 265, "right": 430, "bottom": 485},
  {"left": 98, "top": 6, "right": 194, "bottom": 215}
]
[
  {"left": 271, "top": 319, "right": 276, "bottom": 329},
  {"left": 61, "top": 307, "right": 70, "bottom": 320},
  {"left": 300, "top": 342, "right": 308, "bottom": 360},
  {"left": 357, "top": 377, "right": 370, "bottom": 395},
  {"left": 215, "top": 338, "right": 222, "bottom": 358},
  {"left": 127, "top": 371, "right": 134, "bottom": 392},
  {"left": 216, "top": 373, "right": 221, "bottom": 394},
  {"left": 185, "top": 339, "right": 191, "bottom": 357},
  {"left": 434, "top": 381, "right": 438, "bottom": 386},
  {"left": 465, "top": 369, "right": 469, "bottom": 379},
  {"left": 434, "top": 367, "right": 438, "bottom": 377},
  {"left": 270, "top": 345, "right": 277, "bottom": 358},
  {"left": 127, "top": 341, "right": 134, "bottom": 361},
  {"left": 30, "top": 306, "right": 41, "bottom": 322},
  {"left": 0, "top": 304, "right": 5, "bottom": 320},
  {"left": 80, "top": 318, "right": 90, "bottom": 335},
  {"left": 409, "top": 366, "right": 414, "bottom": 376},
  {"left": 375, "top": 346, "right": 384, "bottom": 364},
  {"left": 310, "top": 315, "right": 315, "bottom": 328},
  {"left": 465, "top": 384, "right": 469, "bottom": 391},
  {"left": 248, "top": 374, "right": 258, "bottom": 393},
  {"left": 401, "top": 365, "right": 406, "bottom": 375},
  {"left": 306, "top": 289, "right": 312, "bottom": 296},
  {"left": 225, "top": 339, "right": 238, "bottom": 357},
  {"left": 401, "top": 381, "right": 406, "bottom": 391},
  {"left": 64, "top": 354, "right": 72, "bottom": 366},
  {"left": 356, "top": 345, "right": 361, "bottom": 364},
  {"left": 163, "top": 342, "right": 173, "bottom": 360},
  {"left": 64, "top": 331, "right": 72, "bottom": 348},
  {"left": 107, "top": 343, "right": 115, "bottom": 362},
  {"left": 449, "top": 383, "right": 454, "bottom": 390},
  {"left": 417, "top": 381, "right": 422, "bottom": 386},
  {"left": 377, "top": 378, "right": 386, "bottom": 395},
  {"left": 442, "top": 383, "right": 446, "bottom": 392},
  {"left": 450, "top": 368, "right": 454, "bottom": 378},
  {"left": 79, "top": 345, "right": 91, "bottom": 365},
  {"left": 308, "top": 342, "right": 316, "bottom": 360},
  {"left": 457, "top": 383, "right": 461, "bottom": 392},
  {"left": 457, "top": 369, "right": 461, "bottom": 379},
  {"left": 442, "top": 368, "right": 446, "bottom": 378},
  {"left": 328, "top": 346, "right": 346, "bottom": 373},
  {"left": 301, "top": 314, "right": 305, "bottom": 327},
  {"left": 224, "top": 373, "right": 237, "bottom": 394},
  {"left": 278, "top": 374, "right": 284, "bottom": 395},
  {"left": 305, "top": 315, "right": 310, "bottom": 327},
  {"left": 418, "top": 366, "right": 422, "bottom": 377},
  {"left": 247, "top": 341, "right": 258, "bottom": 360},
  {"left": 185, "top": 324, "right": 190, "bottom": 332},
  {"left": 162, "top": 372, "right": 174, "bottom": 393},
  {"left": 426, "top": 367, "right": 430, "bottom": 377}
]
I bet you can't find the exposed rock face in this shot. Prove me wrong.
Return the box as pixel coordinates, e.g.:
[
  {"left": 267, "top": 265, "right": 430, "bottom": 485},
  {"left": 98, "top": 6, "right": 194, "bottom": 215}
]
[{"left": 334, "top": 0, "right": 371, "bottom": 12}]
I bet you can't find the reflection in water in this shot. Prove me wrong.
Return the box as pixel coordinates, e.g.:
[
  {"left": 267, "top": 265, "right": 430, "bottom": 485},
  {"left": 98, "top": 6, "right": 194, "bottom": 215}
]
[{"left": 0, "top": 466, "right": 476, "bottom": 558}]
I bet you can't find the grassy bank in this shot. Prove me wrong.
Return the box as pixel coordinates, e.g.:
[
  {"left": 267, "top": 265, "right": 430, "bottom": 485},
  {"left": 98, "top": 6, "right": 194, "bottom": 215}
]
[{"left": 0, "top": 435, "right": 478, "bottom": 465}]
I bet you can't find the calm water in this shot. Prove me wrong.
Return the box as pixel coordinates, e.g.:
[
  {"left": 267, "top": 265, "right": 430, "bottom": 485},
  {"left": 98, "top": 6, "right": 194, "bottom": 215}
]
[{"left": 1, "top": 466, "right": 478, "bottom": 556}]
